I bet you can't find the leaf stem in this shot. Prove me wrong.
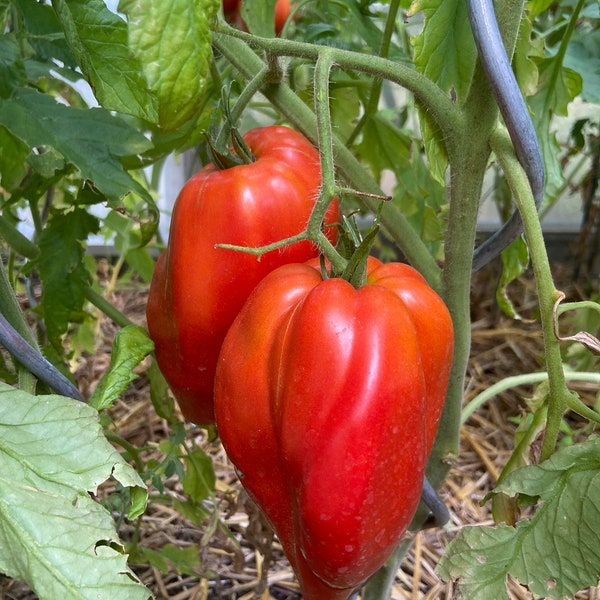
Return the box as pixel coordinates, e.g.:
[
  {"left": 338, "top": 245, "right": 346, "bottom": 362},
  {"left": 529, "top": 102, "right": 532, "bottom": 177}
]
[
  {"left": 84, "top": 286, "right": 135, "bottom": 329},
  {"left": 213, "top": 22, "right": 461, "bottom": 141},
  {"left": 461, "top": 370, "right": 600, "bottom": 424},
  {"left": 491, "top": 127, "right": 570, "bottom": 461}
]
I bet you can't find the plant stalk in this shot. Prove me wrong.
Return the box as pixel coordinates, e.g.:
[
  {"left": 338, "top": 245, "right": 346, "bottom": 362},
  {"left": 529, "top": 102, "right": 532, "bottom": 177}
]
[{"left": 491, "top": 127, "right": 570, "bottom": 460}]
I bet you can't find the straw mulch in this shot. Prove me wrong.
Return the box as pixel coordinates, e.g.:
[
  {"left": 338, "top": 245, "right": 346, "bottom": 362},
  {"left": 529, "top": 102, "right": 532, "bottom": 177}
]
[{"left": 1, "top": 261, "right": 599, "bottom": 600}]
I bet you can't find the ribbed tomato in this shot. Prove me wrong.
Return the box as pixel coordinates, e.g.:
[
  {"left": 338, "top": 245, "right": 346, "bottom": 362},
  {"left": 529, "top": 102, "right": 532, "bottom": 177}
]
[
  {"left": 147, "top": 126, "right": 339, "bottom": 425},
  {"left": 214, "top": 257, "right": 453, "bottom": 598}
]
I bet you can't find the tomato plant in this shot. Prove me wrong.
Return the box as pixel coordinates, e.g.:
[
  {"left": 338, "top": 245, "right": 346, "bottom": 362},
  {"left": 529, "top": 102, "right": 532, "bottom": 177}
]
[
  {"left": 1, "top": 1, "right": 599, "bottom": 599},
  {"left": 146, "top": 125, "right": 339, "bottom": 425},
  {"left": 215, "top": 257, "right": 453, "bottom": 599}
]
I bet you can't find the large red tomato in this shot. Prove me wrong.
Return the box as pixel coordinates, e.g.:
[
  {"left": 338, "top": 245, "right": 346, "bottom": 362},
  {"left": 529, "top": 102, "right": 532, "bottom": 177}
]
[
  {"left": 147, "top": 126, "right": 339, "bottom": 425},
  {"left": 214, "top": 257, "right": 454, "bottom": 598}
]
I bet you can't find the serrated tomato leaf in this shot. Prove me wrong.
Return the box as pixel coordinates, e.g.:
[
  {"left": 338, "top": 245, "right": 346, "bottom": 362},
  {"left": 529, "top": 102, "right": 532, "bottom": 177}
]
[
  {"left": 15, "top": 0, "right": 77, "bottom": 69},
  {"left": 438, "top": 436, "right": 600, "bottom": 599},
  {"left": 0, "top": 34, "right": 27, "bottom": 97},
  {"left": 410, "top": 0, "right": 477, "bottom": 101},
  {"left": 52, "top": 0, "right": 158, "bottom": 122},
  {"left": 408, "top": 0, "right": 477, "bottom": 181},
  {"left": 0, "top": 383, "right": 150, "bottom": 599},
  {"left": 529, "top": 50, "right": 583, "bottom": 204},
  {"left": 119, "top": 0, "right": 220, "bottom": 132},
  {"left": 38, "top": 207, "right": 99, "bottom": 349},
  {"left": 0, "top": 87, "right": 152, "bottom": 200}
]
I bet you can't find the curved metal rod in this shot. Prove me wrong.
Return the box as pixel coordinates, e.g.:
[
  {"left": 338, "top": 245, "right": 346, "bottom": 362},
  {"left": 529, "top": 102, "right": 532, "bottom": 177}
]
[
  {"left": 468, "top": 0, "right": 545, "bottom": 271},
  {"left": 421, "top": 476, "right": 451, "bottom": 527},
  {"left": 0, "top": 311, "right": 84, "bottom": 401}
]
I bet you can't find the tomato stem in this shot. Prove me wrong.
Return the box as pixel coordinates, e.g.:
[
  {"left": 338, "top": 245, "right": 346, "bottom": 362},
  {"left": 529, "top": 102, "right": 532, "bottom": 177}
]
[
  {"left": 490, "top": 127, "right": 570, "bottom": 461},
  {"left": 211, "top": 29, "right": 445, "bottom": 288},
  {"left": 307, "top": 51, "right": 350, "bottom": 270}
]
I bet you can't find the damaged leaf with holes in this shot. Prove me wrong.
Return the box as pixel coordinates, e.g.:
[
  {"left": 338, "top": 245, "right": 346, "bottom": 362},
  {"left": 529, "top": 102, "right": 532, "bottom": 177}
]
[
  {"left": 437, "top": 436, "right": 600, "bottom": 599},
  {"left": 0, "top": 383, "right": 150, "bottom": 599}
]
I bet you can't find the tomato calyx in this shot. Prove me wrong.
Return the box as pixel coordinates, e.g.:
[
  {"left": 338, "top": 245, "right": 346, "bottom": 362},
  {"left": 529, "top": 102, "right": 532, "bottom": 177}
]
[
  {"left": 205, "top": 126, "right": 256, "bottom": 170},
  {"left": 206, "top": 84, "right": 257, "bottom": 170},
  {"left": 330, "top": 213, "right": 380, "bottom": 288}
]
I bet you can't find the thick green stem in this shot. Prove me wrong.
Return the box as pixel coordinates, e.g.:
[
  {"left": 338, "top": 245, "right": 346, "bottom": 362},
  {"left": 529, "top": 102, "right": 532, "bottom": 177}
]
[
  {"left": 431, "top": 86, "right": 497, "bottom": 486},
  {"left": 491, "top": 127, "right": 570, "bottom": 461},
  {"left": 430, "top": 0, "right": 527, "bottom": 488}
]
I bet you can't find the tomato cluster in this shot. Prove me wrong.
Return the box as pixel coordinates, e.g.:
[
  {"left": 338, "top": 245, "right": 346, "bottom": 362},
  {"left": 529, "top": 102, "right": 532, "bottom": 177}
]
[
  {"left": 147, "top": 126, "right": 339, "bottom": 425},
  {"left": 146, "top": 125, "right": 454, "bottom": 599}
]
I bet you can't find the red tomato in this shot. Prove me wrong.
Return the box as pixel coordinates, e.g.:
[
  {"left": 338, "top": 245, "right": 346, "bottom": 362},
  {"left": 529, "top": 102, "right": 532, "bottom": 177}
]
[
  {"left": 146, "top": 126, "right": 339, "bottom": 425},
  {"left": 214, "top": 257, "right": 453, "bottom": 598}
]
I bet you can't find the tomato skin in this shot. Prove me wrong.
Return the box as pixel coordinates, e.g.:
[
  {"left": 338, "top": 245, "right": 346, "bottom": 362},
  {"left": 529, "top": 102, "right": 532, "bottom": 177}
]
[
  {"left": 146, "top": 126, "right": 339, "bottom": 425},
  {"left": 274, "top": 0, "right": 291, "bottom": 33},
  {"left": 365, "top": 257, "right": 455, "bottom": 454},
  {"left": 214, "top": 258, "right": 453, "bottom": 598}
]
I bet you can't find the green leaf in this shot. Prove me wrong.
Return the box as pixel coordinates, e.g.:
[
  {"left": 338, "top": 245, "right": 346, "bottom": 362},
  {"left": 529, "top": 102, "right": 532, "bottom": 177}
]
[
  {"left": 526, "top": 0, "right": 555, "bottom": 21},
  {"left": 90, "top": 325, "right": 155, "bottom": 411},
  {"left": 15, "top": 0, "right": 77, "bottom": 68},
  {"left": 564, "top": 31, "right": 600, "bottom": 104},
  {"left": 0, "top": 125, "right": 29, "bottom": 190},
  {"left": 27, "top": 147, "right": 66, "bottom": 178},
  {"left": 495, "top": 236, "right": 530, "bottom": 319},
  {"left": 0, "top": 382, "right": 150, "bottom": 600},
  {"left": 410, "top": 0, "right": 477, "bottom": 100},
  {"left": 51, "top": 0, "right": 158, "bottom": 122},
  {"left": 242, "top": 0, "right": 277, "bottom": 37},
  {"left": 528, "top": 17, "right": 584, "bottom": 205},
  {"left": 147, "top": 361, "right": 176, "bottom": 423},
  {"left": 409, "top": 0, "right": 477, "bottom": 181},
  {"left": 513, "top": 11, "right": 541, "bottom": 98},
  {"left": 330, "top": 75, "right": 363, "bottom": 142},
  {"left": 0, "top": 87, "right": 152, "bottom": 200},
  {"left": 357, "top": 110, "right": 411, "bottom": 180},
  {"left": 392, "top": 139, "right": 446, "bottom": 253},
  {"left": 182, "top": 447, "right": 216, "bottom": 503},
  {"left": 0, "top": 34, "right": 27, "bottom": 97},
  {"left": 137, "top": 543, "right": 201, "bottom": 576},
  {"left": 38, "top": 207, "right": 99, "bottom": 348},
  {"left": 438, "top": 436, "right": 600, "bottom": 599},
  {"left": 119, "top": 0, "right": 219, "bottom": 132}
]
